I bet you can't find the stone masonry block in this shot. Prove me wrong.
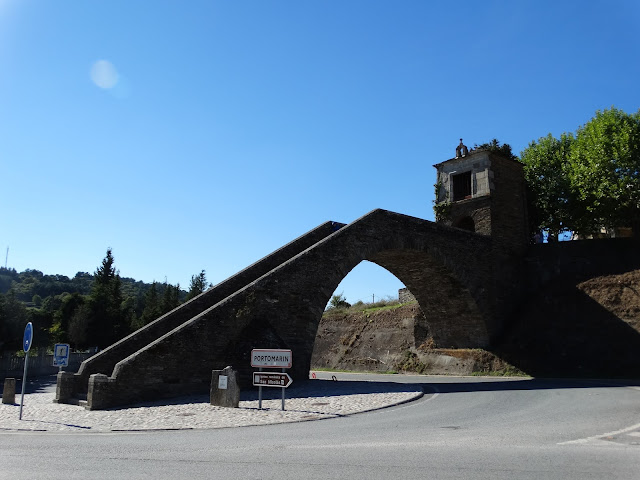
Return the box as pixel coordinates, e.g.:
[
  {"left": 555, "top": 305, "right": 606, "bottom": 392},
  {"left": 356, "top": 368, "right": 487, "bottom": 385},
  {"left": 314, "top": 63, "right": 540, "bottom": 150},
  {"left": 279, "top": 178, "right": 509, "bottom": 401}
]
[
  {"left": 53, "top": 371, "right": 75, "bottom": 404},
  {"left": 2, "top": 378, "right": 16, "bottom": 404},
  {"left": 87, "top": 374, "right": 112, "bottom": 411},
  {"left": 210, "top": 366, "right": 240, "bottom": 408}
]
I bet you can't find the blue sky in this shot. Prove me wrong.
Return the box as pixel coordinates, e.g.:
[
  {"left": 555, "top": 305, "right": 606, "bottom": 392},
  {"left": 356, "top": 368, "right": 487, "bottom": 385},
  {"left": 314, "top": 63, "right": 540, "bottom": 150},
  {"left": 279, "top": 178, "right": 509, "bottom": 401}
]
[{"left": 1, "top": 1, "right": 639, "bottom": 304}]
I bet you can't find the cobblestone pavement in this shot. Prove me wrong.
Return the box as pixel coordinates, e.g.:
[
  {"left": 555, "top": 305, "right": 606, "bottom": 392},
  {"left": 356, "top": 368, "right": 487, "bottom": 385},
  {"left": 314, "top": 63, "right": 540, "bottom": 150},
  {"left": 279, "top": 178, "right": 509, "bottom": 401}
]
[{"left": 0, "top": 375, "right": 423, "bottom": 433}]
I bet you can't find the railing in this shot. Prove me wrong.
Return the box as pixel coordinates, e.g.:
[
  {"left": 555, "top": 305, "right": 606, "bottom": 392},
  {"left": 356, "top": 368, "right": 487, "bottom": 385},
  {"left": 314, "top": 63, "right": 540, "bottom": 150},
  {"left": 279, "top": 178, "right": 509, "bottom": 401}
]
[{"left": 1, "top": 352, "right": 92, "bottom": 379}]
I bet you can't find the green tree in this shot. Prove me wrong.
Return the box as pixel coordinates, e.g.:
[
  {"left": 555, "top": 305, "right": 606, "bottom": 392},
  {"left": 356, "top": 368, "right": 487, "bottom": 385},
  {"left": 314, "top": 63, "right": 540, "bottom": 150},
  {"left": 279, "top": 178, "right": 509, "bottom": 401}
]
[
  {"left": 0, "top": 290, "right": 28, "bottom": 352},
  {"left": 185, "top": 270, "right": 209, "bottom": 301},
  {"left": 521, "top": 107, "right": 640, "bottom": 239},
  {"left": 161, "top": 282, "right": 181, "bottom": 314},
  {"left": 328, "top": 292, "right": 350, "bottom": 310},
  {"left": 68, "top": 303, "right": 90, "bottom": 349},
  {"left": 520, "top": 133, "right": 575, "bottom": 239},
  {"left": 569, "top": 107, "right": 640, "bottom": 236},
  {"left": 475, "top": 138, "right": 519, "bottom": 161},
  {"left": 139, "top": 281, "right": 162, "bottom": 326},
  {"left": 49, "top": 292, "right": 86, "bottom": 344},
  {"left": 82, "top": 248, "right": 127, "bottom": 349}
]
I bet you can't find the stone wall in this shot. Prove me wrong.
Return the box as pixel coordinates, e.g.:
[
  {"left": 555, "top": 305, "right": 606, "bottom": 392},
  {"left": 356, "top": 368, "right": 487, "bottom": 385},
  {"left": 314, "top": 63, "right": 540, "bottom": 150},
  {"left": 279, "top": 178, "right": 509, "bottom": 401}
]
[
  {"left": 398, "top": 288, "right": 416, "bottom": 303},
  {"left": 1, "top": 352, "right": 91, "bottom": 380},
  {"left": 488, "top": 154, "right": 529, "bottom": 255},
  {"left": 524, "top": 237, "right": 640, "bottom": 291}
]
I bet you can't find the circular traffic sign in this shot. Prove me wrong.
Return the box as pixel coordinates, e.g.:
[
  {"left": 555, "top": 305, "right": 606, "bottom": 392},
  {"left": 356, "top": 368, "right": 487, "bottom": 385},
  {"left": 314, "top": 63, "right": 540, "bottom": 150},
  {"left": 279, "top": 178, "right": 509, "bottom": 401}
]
[{"left": 23, "top": 322, "right": 33, "bottom": 353}]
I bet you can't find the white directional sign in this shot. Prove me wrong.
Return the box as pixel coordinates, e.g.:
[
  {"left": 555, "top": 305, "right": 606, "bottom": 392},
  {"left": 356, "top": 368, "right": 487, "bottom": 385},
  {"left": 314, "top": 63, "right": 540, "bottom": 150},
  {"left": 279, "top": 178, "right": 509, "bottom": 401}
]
[
  {"left": 253, "top": 372, "right": 293, "bottom": 388},
  {"left": 250, "top": 349, "right": 292, "bottom": 369}
]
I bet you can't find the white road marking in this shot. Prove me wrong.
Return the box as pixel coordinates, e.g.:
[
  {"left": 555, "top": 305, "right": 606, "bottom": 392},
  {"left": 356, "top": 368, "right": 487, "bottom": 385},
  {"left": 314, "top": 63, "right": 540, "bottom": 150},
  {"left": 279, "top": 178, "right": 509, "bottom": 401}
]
[{"left": 558, "top": 422, "right": 640, "bottom": 445}]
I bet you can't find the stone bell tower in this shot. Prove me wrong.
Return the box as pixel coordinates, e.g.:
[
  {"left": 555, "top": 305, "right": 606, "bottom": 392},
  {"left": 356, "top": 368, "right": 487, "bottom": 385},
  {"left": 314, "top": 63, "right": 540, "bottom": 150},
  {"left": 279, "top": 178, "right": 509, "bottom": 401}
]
[{"left": 433, "top": 139, "right": 529, "bottom": 255}]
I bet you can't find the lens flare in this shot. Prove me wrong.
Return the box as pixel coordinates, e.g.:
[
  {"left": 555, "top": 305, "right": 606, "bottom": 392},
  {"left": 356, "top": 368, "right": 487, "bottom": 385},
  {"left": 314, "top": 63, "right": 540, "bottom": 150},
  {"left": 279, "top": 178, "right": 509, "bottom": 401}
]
[{"left": 90, "top": 60, "right": 119, "bottom": 89}]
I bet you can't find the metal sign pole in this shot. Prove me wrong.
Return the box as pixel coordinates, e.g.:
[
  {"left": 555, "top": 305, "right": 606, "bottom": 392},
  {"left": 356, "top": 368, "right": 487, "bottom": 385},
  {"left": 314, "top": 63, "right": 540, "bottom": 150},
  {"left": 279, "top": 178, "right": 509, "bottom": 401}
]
[
  {"left": 258, "top": 367, "right": 263, "bottom": 410},
  {"left": 19, "top": 351, "right": 29, "bottom": 420},
  {"left": 281, "top": 367, "right": 285, "bottom": 411}
]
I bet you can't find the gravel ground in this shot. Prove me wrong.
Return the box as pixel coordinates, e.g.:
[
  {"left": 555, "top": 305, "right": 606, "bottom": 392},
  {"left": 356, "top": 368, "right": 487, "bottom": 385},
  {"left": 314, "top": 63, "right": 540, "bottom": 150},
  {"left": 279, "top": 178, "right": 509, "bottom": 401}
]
[{"left": 0, "top": 377, "right": 423, "bottom": 433}]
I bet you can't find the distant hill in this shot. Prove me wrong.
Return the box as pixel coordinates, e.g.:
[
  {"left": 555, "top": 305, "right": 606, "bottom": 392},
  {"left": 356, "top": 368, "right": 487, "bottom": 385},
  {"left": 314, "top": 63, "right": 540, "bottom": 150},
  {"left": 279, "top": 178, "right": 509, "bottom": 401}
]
[
  {"left": 0, "top": 267, "right": 184, "bottom": 304},
  {"left": 0, "top": 266, "right": 187, "bottom": 353}
]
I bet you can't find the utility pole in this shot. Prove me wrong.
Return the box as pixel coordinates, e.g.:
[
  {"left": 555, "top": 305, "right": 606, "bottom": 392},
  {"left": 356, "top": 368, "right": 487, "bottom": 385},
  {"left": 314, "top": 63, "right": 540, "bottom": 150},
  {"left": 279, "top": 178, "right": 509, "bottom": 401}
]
[{"left": 4, "top": 246, "right": 8, "bottom": 269}]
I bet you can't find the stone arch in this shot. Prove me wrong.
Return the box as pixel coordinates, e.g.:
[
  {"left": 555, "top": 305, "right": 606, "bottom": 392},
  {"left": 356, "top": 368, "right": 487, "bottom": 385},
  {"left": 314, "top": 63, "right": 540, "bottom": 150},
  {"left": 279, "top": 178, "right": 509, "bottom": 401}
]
[
  {"left": 453, "top": 216, "right": 475, "bottom": 232},
  {"left": 76, "top": 209, "right": 498, "bottom": 408},
  {"left": 259, "top": 212, "right": 493, "bottom": 380}
]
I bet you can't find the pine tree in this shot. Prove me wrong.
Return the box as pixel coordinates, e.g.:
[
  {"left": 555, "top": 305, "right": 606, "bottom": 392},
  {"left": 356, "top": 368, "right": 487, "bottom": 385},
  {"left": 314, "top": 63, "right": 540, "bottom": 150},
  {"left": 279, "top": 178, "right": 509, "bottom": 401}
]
[
  {"left": 140, "top": 281, "right": 161, "bottom": 326},
  {"left": 161, "top": 282, "right": 181, "bottom": 314},
  {"left": 83, "top": 248, "right": 126, "bottom": 348},
  {"left": 185, "top": 270, "right": 209, "bottom": 301}
]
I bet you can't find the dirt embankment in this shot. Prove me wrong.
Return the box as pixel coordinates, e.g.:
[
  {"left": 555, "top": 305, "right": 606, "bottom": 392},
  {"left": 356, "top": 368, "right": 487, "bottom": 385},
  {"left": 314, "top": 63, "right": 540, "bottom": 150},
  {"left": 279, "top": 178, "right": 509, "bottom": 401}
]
[
  {"left": 311, "top": 269, "right": 640, "bottom": 378},
  {"left": 311, "top": 303, "right": 520, "bottom": 376},
  {"left": 579, "top": 270, "right": 640, "bottom": 330}
]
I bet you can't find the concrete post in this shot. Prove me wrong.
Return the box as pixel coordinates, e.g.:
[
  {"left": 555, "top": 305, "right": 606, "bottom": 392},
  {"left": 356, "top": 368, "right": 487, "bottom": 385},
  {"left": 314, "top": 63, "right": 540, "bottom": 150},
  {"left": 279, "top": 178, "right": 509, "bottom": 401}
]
[
  {"left": 2, "top": 378, "right": 16, "bottom": 404},
  {"left": 210, "top": 366, "right": 240, "bottom": 408}
]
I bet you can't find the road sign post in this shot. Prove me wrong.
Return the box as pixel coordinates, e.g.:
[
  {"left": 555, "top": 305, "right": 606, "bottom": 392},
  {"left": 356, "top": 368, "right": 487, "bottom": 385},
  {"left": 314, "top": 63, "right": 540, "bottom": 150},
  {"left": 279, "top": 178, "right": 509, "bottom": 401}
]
[
  {"left": 53, "top": 343, "right": 70, "bottom": 372},
  {"left": 19, "top": 322, "right": 33, "bottom": 420},
  {"left": 251, "top": 349, "right": 293, "bottom": 411},
  {"left": 258, "top": 367, "right": 262, "bottom": 410},
  {"left": 281, "top": 368, "right": 286, "bottom": 411}
]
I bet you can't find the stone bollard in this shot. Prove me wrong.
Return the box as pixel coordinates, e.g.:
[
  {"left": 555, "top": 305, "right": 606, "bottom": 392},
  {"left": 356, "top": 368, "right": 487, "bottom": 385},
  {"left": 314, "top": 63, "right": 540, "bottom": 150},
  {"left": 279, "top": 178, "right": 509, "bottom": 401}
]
[
  {"left": 87, "top": 374, "right": 111, "bottom": 410},
  {"left": 2, "top": 378, "right": 16, "bottom": 405},
  {"left": 54, "top": 371, "right": 76, "bottom": 404},
  {"left": 210, "top": 366, "right": 240, "bottom": 408}
]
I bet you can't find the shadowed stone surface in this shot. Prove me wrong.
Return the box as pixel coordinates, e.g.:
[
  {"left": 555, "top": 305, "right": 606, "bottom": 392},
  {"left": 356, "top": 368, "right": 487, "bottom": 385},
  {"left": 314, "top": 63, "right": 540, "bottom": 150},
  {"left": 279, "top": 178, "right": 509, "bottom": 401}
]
[{"left": 2, "top": 378, "right": 15, "bottom": 404}]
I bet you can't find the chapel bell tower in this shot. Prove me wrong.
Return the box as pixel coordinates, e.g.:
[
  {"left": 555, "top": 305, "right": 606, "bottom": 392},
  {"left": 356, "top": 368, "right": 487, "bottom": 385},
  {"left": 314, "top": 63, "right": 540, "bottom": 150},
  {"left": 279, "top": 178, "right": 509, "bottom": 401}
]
[{"left": 433, "top": 139, "right": 529, "bottom": 255}]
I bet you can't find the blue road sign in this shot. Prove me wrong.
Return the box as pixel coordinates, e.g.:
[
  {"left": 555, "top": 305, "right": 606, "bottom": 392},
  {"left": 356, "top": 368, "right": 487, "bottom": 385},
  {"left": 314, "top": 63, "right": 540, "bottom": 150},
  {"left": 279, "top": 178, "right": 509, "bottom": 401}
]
[
  {"left": 23, "top": 322, "right": 33, "bottom": 353},
  {"left": 53, "top": 343, "right": 70, "bottom": 367},
  {"left": 20, "top": 322, "right": 34, "bottom": 420}
]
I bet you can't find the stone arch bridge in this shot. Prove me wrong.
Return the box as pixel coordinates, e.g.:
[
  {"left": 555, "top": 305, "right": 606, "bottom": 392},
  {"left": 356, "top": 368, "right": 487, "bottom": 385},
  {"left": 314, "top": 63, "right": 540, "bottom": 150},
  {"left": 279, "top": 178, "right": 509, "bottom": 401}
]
[{"left": 57, "top": 209, "right": 521, "bottom": 409}]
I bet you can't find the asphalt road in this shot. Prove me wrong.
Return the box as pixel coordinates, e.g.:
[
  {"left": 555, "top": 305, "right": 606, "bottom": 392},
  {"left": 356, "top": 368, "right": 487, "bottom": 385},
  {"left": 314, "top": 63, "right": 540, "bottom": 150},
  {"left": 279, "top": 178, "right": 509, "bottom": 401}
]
[{"left": 1, "top": 373, "right": 639, "bottom": 479}]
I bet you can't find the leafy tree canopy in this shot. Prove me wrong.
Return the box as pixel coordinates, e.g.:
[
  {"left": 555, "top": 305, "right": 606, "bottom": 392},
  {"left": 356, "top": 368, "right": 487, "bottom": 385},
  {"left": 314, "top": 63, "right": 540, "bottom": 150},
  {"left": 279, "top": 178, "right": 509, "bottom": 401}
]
[
  {"left": 569, "top": 107, "right": 640, "bottom": 234},
  {"left": 520, "top": 133, "right": 575, "bottom": 237},
  {"left": 520, "top": 107, "right": 640, "bottom": 238}
]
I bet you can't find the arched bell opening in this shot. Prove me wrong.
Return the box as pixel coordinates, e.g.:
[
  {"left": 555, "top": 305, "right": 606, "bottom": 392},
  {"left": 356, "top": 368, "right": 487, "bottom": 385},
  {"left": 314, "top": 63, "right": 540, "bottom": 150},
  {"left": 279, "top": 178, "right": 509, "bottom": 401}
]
[{"left": 453, "top": 216, "right": 476, "bottom": 232}]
